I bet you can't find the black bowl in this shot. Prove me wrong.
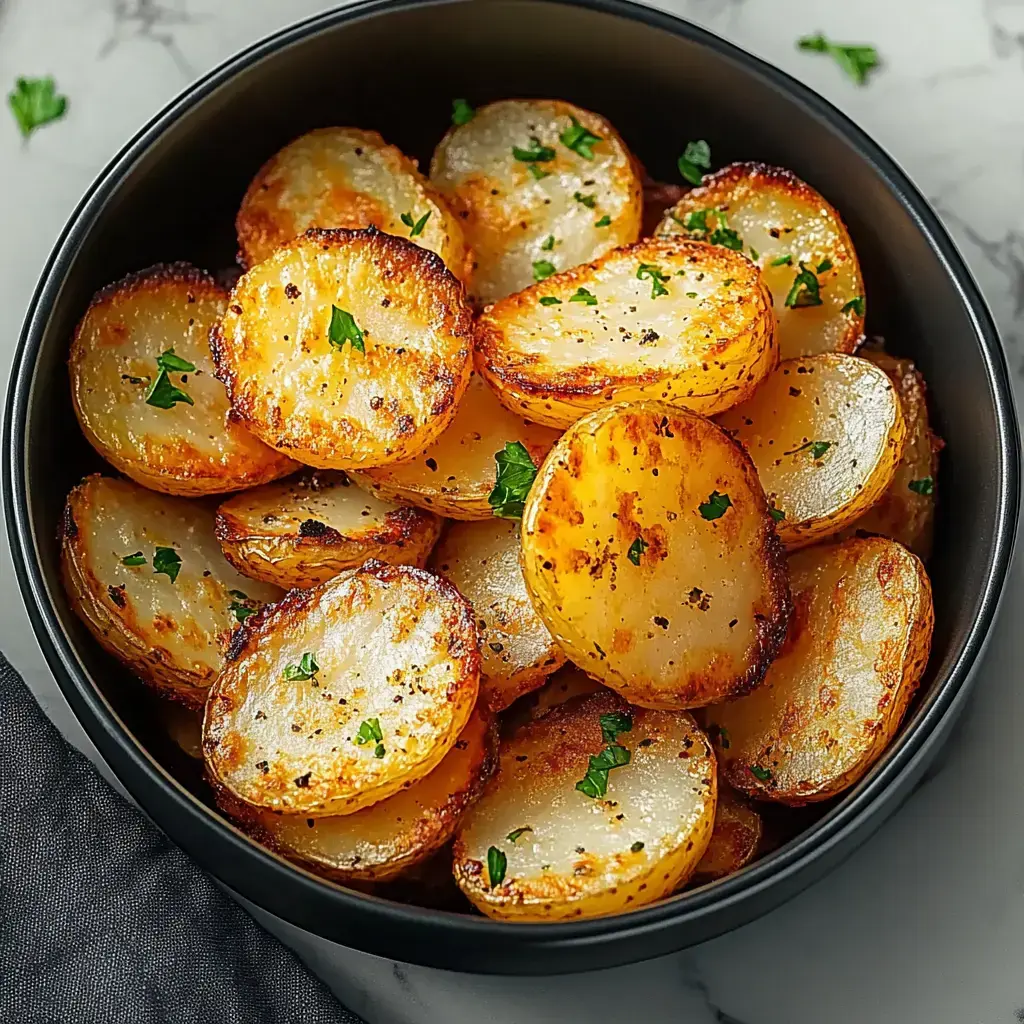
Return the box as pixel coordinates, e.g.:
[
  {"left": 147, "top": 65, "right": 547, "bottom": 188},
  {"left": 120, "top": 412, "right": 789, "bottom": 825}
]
[{"left": 4, "top": 0, "right": 1019, "bottom": 975}]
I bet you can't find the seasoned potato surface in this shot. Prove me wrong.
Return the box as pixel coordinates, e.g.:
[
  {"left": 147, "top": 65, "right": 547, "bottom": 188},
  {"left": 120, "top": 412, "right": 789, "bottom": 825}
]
[
  {"left": 708, "top": 536, "right": 934, "bottom": 804},
  {"left": 431, "top": 99, "right": 643, "bottom": 305},
  {"left": 692, "top": 786, "right": 762, "bottom": 883},
  {"left": 69, "top": 264, "right": 297, "bottom": 495},
  {"left": 657, "top": 162, "right": 865, "bottom": 359},
  {"left": 521, "top": 401, "right": 790, "bottom": 708},
  {"left": 211, "top": 228, "right": 473, "bottom": 470},
  {"left": 453, "top": 690, "right": 716, "bottom": 920},
  {"left": 476, "top": 238, "right": 777, "bottom": 429},
  {"left": 60, "top": 475, "right": 282, "bottom": 708},
  {"left": 203, "top": 561, "right": 480, "bottom": 816},
  {"left": 215, "top": 471, "right": 441, "bottom": 588}
]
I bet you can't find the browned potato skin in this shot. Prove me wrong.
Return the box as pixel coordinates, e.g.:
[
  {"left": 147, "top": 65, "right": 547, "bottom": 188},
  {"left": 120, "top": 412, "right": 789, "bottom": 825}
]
[
  {"left": 709, "top": 536, "right": 934, "bottom": 805},
  {"left": 215, "top": 471, "right": 442, "bottom": 588},
  {"left": 841, "top": 348, "right": 942, "bottom": 559},
  {"left": 691, "top": 786, "right": 763, "bottom": 883},
  {"left": 69, "top": 264, "right": 297, "bottom": 496}
]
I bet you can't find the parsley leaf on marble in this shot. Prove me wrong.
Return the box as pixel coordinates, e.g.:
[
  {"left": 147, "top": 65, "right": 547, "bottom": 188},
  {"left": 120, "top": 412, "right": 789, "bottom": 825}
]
[{"left": 8, "top": 76, "right": 67, "bottom": 138}]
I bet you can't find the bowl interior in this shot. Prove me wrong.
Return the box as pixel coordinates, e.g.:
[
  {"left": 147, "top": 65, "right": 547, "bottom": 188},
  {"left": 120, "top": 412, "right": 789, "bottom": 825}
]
[{"left": 8, "top": 0, "right": 1017, "bottom": 972}]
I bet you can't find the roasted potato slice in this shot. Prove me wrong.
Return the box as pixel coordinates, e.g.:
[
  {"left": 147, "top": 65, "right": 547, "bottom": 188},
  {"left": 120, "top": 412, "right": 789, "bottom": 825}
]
[
  {"left": 708, "top": 536, "right": 934, "bottom": 805},
  {"left": 215, "top": 471, "right": 441, "bottom": 588},
  {"left": 211, "top": 227, "right": 473, "bottom": 470},
  {"left": 236, "top": 127, "right": 468, "bottom": 276},
  {"left": 716, "top": 354, "right": 906, "bottom": 550},
  {"left": 203, "top": 561, "right": 480, "bottom": 816},
  {"left": 691, "top": 786, "right": 762, "bottom": 883},
  {"left": 841, "top": 348, "right": 942, "bottom": 559},
  {"left": 453, "top": 690, "right": 716, "bottom": 921},
  {"left": 656, "top": 163, "right": 865, "bottom": 359},
  {"left": 430, "top": 517, "right": 566, "bottom": 712},
  {"left": 60, "top": 475, "right": 283, "bottom": 708},
  {"left": 69, "top": 264, "right": 297, "bottom": 496},
  {"left": 217, "top": 706, "right": 495, "bottom": 883},
  {"left": 527, "top": 665, "right": 606, "bottom": 720},
  {"left": 430, "top": 99, "right": 643, "bottom": 305},
  {"left": 351, "top": 373, "right": 561, "bottom": 519},
  {"left": 521, "top": 401, "right": 791, "bottom": 709},
  {"left": 476, "top": 238, "right": 777, "bottom": 429}
]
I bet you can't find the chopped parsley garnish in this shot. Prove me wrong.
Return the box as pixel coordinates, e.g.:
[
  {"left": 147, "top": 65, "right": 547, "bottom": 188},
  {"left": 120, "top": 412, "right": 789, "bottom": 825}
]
[
  {"left": 541, "top": 234, "right": 556, "bottom": 251},
  {"left": 708, "top": 724, "right": 731, "bottom": 750},
  {"left": 145, "top": 365, "right": 193, "bottom": 409},
  {"left": 686, "top": 291, "right": 698, "bottom": 299},
  {"left": 637, "top": 262, "right": 670, "bottom": 298},
  {"left": 512, "top": 136, "right": 555, "bottom": 163},
  {"left": 797, "top": 33, "right": 881, "bottom": 86},
  {"left": 121, "top": 552, "right": 145, "bottom": 567},
  {"left": 8, "top": 76, "right": 68, "bottom": 138},
  {"left": 328, "top": 305, "right": 365, "bottom": 354},
  {"left": 451, "top": 97, "right": 474, "bottom": 125},
  {"left": 152, "top": 546, "right": 181, "bottom": 583},
  {"left": 354, "top": 718, "right": 383, "bottom": 747},
  {"left": 506, "top": 827, "right": 533, "bottom": 843},
  {"left": 595, "top": 214, "right": 612, "bottom": 228},
  {"left": 228, "top": 590, "right": 258, "bottom": 624},
  {"left": 816, "top": 258, "right": 833, "bottom": 273},
  {"left": 575, "top": 743, "right": 631, "bottom": 798},
  {"left": 842, "top": 295, "right": 865, "bottom": 316},
  {"left": 786, "top": 440, "right": 833, "bottom": 459},
  {"left": 374, "top": 743, "right": 386, "bottom": 758},
  {"left": 156, "top": 348, "right": 195, "bottom": 374},
  {"left": 488, "top": 441, "right": 538, "bottom": 519},
  {"left": 527, "top": 164, "right": 549, "bottom": 180},
  {"left": 626, "top": 536, "right": 649, "bottom": 566},
  {"left": 569, "top": 287, "right": 597, "bottom": 305},
  {"left": 599, "top": 712, "right": 632, "bottom": 744},
  {"left": 677, "top": 139, "right": 711, "bottom": 185},
  {"left": 401, "top": 210, "right": 431, "bottom": 237},
  {"left": 283, "top": 652, "right": 319, "bottom": 682},
  {"left": 769, "top": 506, "right": 786, "bottom": 523},
  {"left": 532, "top": 259, "right": 556, "bottom": 282},
  {"left": 539, "top": 296, "right": 562, "bottom": 306},
  {"left": 750, "top": 247, "right": 760, "bottom": 261},
  {"left": 771, "top": 254, "right": 793, "bottom": 266},
  {"left": 748, "top": 764, "right": 772, "bottom": 782},
  {"left": 573, "top": 191, "right": 597, "bottom": 208},
  {"left": 784, "top": 262, "right": 823, "bottom": 308},
  {"left": 909, "top": 476, "right": 935, "bottom": 496},
  {"left": 560, "top": 116, "right": 602, "bottom": 159},
  {"left": 698, "top": 491, "right": 732, "bottom": 521},
  {"left": 709, "top": 222, "right": 743, "bottom": 251},
  {"left": 487, "top": 846, "right": 507, "bottom": 887},
  {"left": 682, "top": 209, "right": 710, "bottom": 233},
  {"left": 630, "top": 841, "right": 645, "bottom": 853}
]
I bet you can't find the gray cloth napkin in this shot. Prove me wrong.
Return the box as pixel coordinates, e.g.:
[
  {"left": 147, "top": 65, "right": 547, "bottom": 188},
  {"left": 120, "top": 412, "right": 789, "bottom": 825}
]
[{"left": 0, "top": 654, "right": 362, "bottom": 1024}]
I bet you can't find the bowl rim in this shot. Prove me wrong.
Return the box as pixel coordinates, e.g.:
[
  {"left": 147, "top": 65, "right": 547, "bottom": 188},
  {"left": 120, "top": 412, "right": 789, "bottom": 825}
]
[{"left": 4, "top": 0, "right": 1020, "bottom": 971}]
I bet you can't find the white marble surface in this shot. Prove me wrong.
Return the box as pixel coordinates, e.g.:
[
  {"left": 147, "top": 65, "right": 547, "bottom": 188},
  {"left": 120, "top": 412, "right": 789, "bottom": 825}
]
[{"left": 2, "top": 0, "right": 1023, "bottom": 1021}]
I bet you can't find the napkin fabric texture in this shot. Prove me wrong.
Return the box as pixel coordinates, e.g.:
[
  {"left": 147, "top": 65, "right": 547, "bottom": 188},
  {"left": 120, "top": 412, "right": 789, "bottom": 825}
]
[{"left": 0, "top": 653, "right": 362, "bottom": 1024}]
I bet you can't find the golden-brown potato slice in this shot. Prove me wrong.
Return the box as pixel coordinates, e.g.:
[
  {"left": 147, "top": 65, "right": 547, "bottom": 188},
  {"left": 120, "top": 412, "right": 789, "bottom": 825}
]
[
  {"left": 217, "top": 706, "right": 495, "bottom": 883},
  {"left": 211, "top": 227, "right": 473, "bottom": 470},
  {"left": 691, "top": 786, "right": 762, "bottom": 883},
  {"left": 841, "top": 348, "right": 942, "bottom": 559},
  {"left": 236, "top": 127, "right": 468, "bottom": 276},
  {"left": 707, "top": 536, "right": 934, "bottom": 805},
  {"left": 527, "top": 665, "right": 606, "bottom": 720},
  {"left": 69, "top": 264, "right": 297, "bottom": 496},
  {"left": 716, "top": 354, "right": 906, "bottom": 550},
  {"left": 203, "top": 561, "right": 480, "bottom": 816},
  {"left": 350, "top": 374, "right": 561, "bottom": 519},
  {"left": 215, "top": 471, "right": 441, "bottom": 589},
  {"left": 161, "top": 701, "right": 204, "bottom": 759},
  {"left": 60, "top": 475, "right": 283, "bottom": 709},
  {"left": 430, "top": 517, "right": 566, "bottom": 712},
  {"left": 430, "top": 99, "right": 643, "bottom": 305},
  {"left": 521, "top": 401, "right": 791, "bottom": 709},
  {"left": 656, "top": 163, "right": 865, "bottom": 359},
  {"left": 453, "top": 690, "right": 716, "bottom": 920},
  {"left": 476, "top": 238, "right": 777, "bottom": 429}
]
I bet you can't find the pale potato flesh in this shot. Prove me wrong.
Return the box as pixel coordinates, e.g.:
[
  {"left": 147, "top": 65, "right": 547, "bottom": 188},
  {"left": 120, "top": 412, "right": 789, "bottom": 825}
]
[
  {"left": 351, "top": 374, "right": 562, "bottom": 519},
  {"left": 69, "top": 264, "right": 297, "bottom": 495},
  {"left": 430, "top": 517, "right": 566, "bottom": 712},
  {"left": 211, "top": 227, "right": 473, "bottom": 470},
  {"left": 692, "top": 786, "right": 762, "bottom": 883},
  {"left": 203, "top": 561, "right": 480, "bottom": 816},
  {"left": 220, "top": 707, "right": 494, "bottom": 883},
  {"left": 453, "top": 690, "right": 716, "bottom": 920},
  {"left": 236, "top": 127, "right": 468, "bottom": 276},
  {"left": 521, "top": 401, "right": 791, "bottom": 709},
  {"left": 708, "top": 536, "right": 934, "bottom": 804},
  {"left": 215, "top": 470, "right": 442, "bottom": 588},
  {"left": 60, "top": 475, "right": 282, "bottom": 708},
  {"left": 841, "top": 348, "right": 941, "bottom": 559},
  {"left": 656, "top": 163, "right": 865, "bottom": 359},
  {"left": 716, "top": 354, "right": 906, "bottom": 549},
  {"left": 430, "top": 99, "right": 643, "bottom": 305},
  {"left": 476, "top": 238, "right": 777, "bottom": 429}
]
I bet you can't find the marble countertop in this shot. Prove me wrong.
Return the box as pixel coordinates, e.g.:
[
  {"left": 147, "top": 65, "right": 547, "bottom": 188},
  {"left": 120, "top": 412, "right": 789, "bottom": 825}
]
[{"left": 2, "top": 0, "right": 1023, "bottom": 1021}]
